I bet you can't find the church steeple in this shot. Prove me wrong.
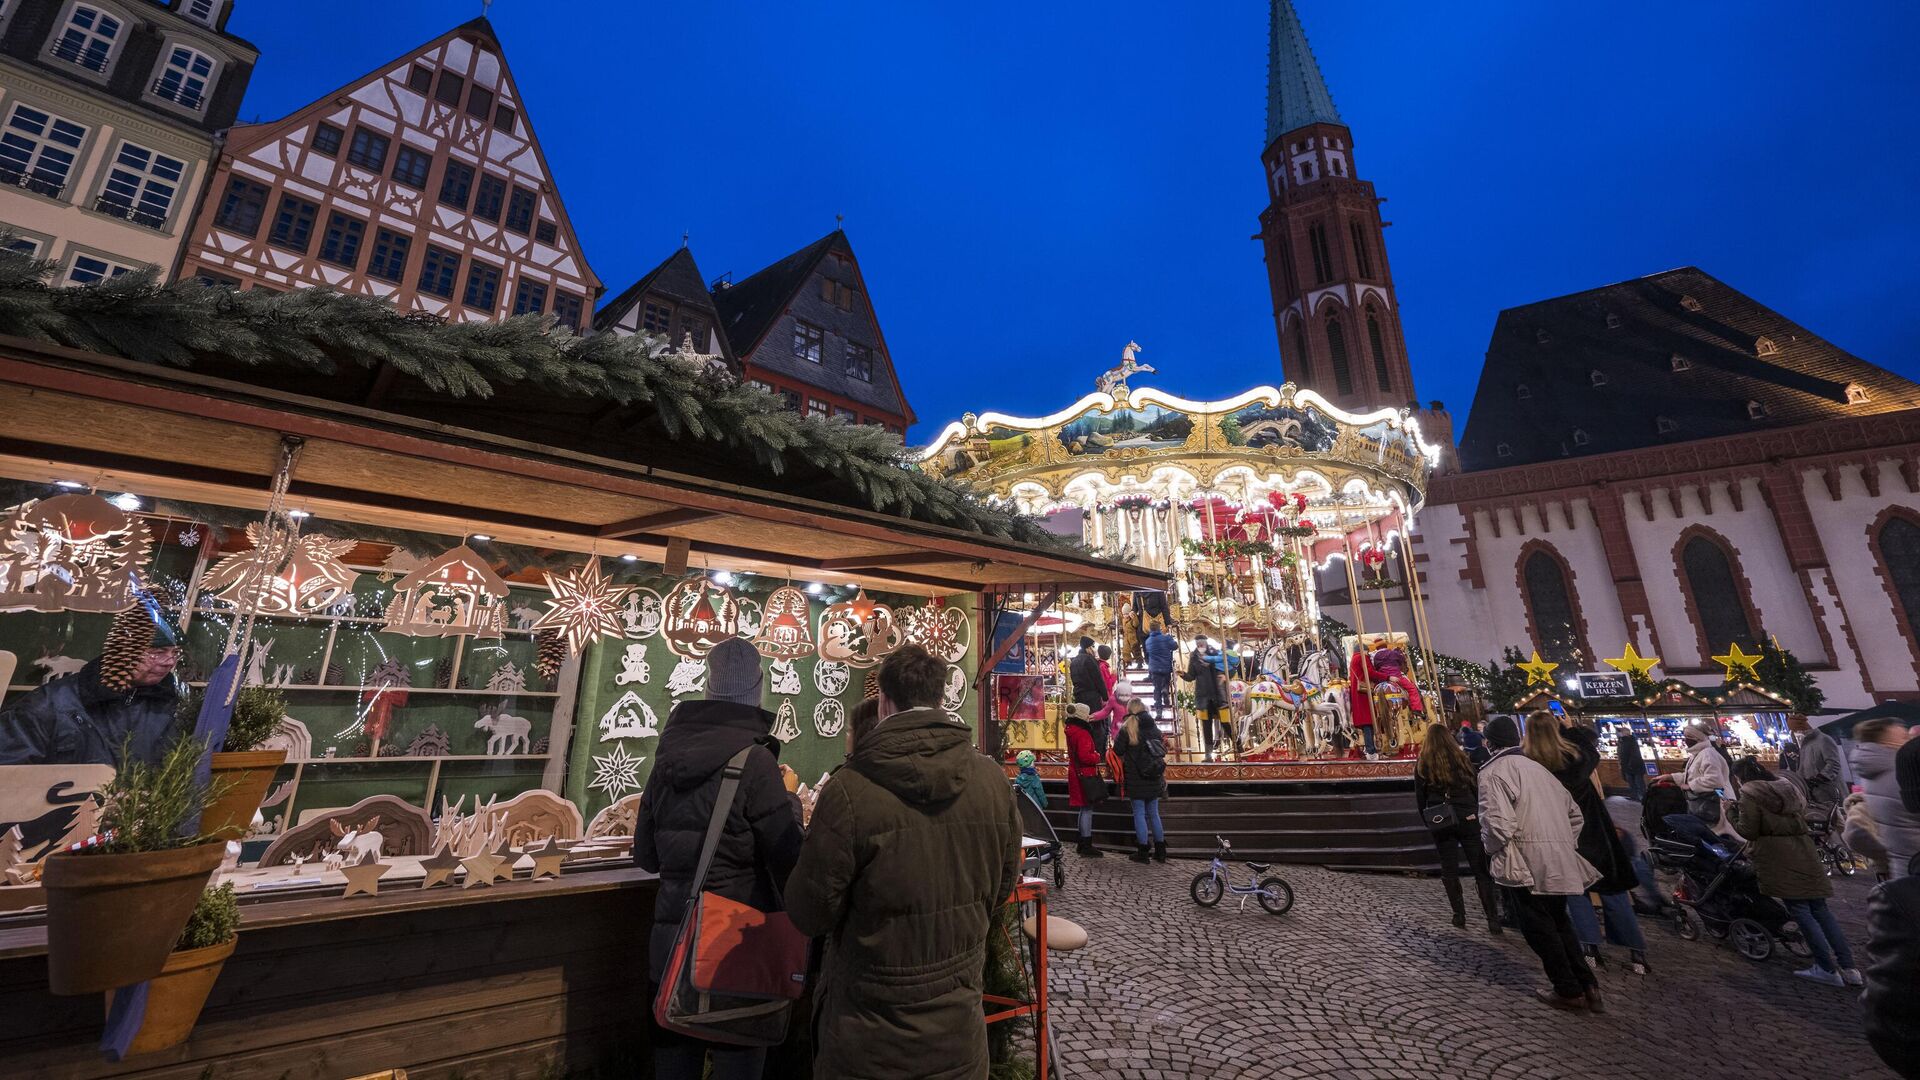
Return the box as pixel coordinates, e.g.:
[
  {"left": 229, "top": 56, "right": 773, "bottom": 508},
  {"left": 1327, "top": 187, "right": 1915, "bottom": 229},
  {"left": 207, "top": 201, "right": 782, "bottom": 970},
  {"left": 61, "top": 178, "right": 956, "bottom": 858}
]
[
  {"left": 1267, "top": 0, "right": 1342, "bottom": 148},
  {"left": 1257, "top": 0, "right": 1419, "bottom": 415}
]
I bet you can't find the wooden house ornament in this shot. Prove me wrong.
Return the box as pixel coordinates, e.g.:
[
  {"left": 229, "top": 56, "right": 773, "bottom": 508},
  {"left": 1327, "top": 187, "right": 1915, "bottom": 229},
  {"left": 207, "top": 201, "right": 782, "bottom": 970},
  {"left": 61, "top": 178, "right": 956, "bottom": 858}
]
[
  {"left": 661, "top": 577, "right": 740, "bottom": 658},
  {"left": 0, "top": 494, "right": 152, "bottom": 614},
  {"left": 382, "top": 544, "right": 509, "bottom": 639}
]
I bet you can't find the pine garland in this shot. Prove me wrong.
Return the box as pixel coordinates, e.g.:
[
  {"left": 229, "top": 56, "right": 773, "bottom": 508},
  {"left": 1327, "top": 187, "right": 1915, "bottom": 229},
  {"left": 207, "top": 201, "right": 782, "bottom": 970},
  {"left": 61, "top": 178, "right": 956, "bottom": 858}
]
[{"left": 0, "top": 249, "right": 1070, "bottom": 548}]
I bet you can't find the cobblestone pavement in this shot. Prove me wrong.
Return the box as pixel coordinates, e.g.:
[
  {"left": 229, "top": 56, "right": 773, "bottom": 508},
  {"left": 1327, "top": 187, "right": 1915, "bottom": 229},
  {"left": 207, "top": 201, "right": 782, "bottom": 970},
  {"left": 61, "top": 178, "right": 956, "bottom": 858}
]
[{"left": 1042, "top": 853, "right": 1894, "bottom": 1080}]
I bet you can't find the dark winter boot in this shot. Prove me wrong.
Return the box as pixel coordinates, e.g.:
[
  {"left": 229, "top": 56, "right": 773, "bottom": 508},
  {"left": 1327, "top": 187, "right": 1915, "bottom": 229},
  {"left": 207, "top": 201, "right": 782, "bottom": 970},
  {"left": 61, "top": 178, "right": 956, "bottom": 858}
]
[
  {"left": 1152, "top": 841, "right": 1169, "bottom": 863},
  {"left": 1128, "top": 844, "right": 1151, "bottom": 864},
  {"left": 1476, "top": 878, "right": 1503, "bottom": 935},
  {"left": 1442, "top": 874, "right": 1467, "bottom": 928},
  {"left": 1077, "top": 836, "right": 1104, "bottom": 858}
]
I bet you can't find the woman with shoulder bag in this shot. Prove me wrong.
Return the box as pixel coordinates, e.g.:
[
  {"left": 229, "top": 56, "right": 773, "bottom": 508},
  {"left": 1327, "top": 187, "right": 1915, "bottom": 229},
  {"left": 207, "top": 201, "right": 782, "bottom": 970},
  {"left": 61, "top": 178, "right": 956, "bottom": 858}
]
[
  {"left": 1065, "top": 702, "right": 1108, "bottom": 857},
  {"left": 1114, "top": 697, "right": 1169, "bottom": 864},
  {"left": 1529, "top": 717, "right": 1650, "bottom": 975},
  {"left": 1415, "top": 722, "right": 1501, "bottom": 933}
]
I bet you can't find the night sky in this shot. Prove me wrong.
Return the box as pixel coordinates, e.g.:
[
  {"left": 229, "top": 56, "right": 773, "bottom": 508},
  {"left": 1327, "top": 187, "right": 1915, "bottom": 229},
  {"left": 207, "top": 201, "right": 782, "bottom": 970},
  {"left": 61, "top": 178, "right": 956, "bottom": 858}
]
[{"left": 225, "top": 2, "right": 1920, "bottom": 441}]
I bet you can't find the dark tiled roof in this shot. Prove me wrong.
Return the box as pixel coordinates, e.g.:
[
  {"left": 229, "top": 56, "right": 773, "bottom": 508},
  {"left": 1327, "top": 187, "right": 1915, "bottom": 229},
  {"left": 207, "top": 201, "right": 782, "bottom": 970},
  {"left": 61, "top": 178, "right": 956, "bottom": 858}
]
[
  {"left": 1456, "top": 267, "right": 1920, "bottom": 472},
  {"left": 594, "top": 247, "right": 723, "bottom": 332},
  {"left": 714, "top": 231, "right": 844, "bottom": 359}
]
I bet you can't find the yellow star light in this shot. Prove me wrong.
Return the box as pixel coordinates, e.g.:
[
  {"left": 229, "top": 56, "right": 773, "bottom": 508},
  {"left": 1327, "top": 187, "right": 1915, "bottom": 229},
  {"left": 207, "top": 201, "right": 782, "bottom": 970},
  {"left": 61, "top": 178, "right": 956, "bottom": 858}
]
[
  {"left": 1516, "top": 651, "right": 1559, "bottom": 687},
  {"left": 533, "top": 559, "right": 632, "bottom": 655},
  {"left": 1712, "top": 642, "right": 1763, "bottom": 681},
  {"left": 1603, "top": 644, "right": 1660, "bottom": 681}
]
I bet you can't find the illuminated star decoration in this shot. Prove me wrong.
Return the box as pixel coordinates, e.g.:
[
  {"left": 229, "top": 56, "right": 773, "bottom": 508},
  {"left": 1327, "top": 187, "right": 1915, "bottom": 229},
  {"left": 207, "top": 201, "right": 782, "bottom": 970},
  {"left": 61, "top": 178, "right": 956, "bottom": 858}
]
[
  {"left": 532, "top": 558, "right": 632, "bottom": 655},
  {"left": 418, "top": 845, "right": 462, "bottom": 889},
  {"left": 1516, "top": 650, "right": 1559, "bottom": 687},
  {"left": 1712, "top": 642, "right": 1764, "bottom": 682},
  {"left": 590, "top": 741, "right": 645, "bottom": 800},
  {"left": 1603, "top": 644, "right": 1661, "bottom": 681},
  {"left": 340, "top": 858, "right": 390, "bottom": 898}
]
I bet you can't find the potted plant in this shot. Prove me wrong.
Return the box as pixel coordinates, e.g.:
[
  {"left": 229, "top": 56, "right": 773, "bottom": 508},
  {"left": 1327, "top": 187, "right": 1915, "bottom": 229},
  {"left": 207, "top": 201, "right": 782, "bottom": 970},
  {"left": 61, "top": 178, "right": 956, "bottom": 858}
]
[
  {"left": 199, "top": 686, "right": 290, "bottom": 841},
  {"left": 41, "top": 734, "right": 226, "bottom": 995},
  {"left": 110, "top": 882, "right": 240, "bottom": 1055}
]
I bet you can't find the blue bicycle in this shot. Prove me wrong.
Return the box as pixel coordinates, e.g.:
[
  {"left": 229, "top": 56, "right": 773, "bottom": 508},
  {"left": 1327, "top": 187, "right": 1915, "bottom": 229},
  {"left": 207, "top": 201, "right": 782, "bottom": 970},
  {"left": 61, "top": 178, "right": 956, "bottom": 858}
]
[{"left": 1189, "top": 835, "right": 1295, "bottom": 915}]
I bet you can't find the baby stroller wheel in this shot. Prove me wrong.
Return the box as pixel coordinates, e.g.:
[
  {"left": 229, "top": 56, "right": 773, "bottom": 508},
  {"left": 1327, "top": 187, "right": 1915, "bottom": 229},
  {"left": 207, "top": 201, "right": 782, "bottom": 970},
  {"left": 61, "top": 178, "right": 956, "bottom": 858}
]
[
  {"left": 1675, "top": 907, "right": 1701, "bottom": 941},
  {"left": 1257, "top": 877, "right": 1295, "bottom": 915},
  {"left": 1730, "top": 917, "right": 1773, "bottom": 961},
  {"left": 1190, "top": 872, "right": 1223, "bottom": 907}
]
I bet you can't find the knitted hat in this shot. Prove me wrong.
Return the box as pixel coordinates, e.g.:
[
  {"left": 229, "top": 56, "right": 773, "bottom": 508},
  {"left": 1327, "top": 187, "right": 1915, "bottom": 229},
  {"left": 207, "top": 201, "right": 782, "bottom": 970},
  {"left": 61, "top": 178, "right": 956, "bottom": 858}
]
[
  {"left": 1484, "top": 715, "right": 1520, "bottom": 749},
  {"left": 1066, "top": 703, "right": 1091, "bottom": 720},
  {"left": 1016, "top": 750, "right": 1037, "bottom": 769},
  {"left": 705, "top": 637, "right": 765, "bottom": 708},
  {"left": 1683, "top": 721, "right": 1716, "bottom": 743}
]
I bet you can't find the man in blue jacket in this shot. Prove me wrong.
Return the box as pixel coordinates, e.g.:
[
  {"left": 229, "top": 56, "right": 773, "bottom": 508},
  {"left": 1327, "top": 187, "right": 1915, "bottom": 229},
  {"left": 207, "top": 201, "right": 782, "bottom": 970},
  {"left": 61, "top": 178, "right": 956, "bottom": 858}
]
[{"left": 1144, "top": 623, "right": 1177, "bottom": 719}]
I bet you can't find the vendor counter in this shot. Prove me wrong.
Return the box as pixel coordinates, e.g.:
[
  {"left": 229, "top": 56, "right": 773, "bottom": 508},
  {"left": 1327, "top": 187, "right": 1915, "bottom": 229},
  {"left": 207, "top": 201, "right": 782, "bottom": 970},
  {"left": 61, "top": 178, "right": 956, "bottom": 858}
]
[{"left": 1, "top": 863, "right": 659, "bottom": 1079}]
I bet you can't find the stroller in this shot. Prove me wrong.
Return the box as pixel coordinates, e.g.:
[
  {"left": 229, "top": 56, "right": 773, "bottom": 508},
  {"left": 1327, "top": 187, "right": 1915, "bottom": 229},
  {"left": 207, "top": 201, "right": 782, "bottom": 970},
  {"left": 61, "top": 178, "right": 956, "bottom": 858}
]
[
  {"left": 1011, "top": 783, "right": 1067, "bottom": 891},
  {"left": 1653, "top": 831, "right": 1810, "bottom": 963}
]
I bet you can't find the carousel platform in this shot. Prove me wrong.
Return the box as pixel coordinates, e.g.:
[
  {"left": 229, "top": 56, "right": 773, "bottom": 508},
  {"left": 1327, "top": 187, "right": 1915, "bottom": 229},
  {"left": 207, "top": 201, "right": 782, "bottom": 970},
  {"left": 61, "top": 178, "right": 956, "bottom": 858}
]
[{"left": 1024, "top": 761, "right": 1435, "bottom": 873}]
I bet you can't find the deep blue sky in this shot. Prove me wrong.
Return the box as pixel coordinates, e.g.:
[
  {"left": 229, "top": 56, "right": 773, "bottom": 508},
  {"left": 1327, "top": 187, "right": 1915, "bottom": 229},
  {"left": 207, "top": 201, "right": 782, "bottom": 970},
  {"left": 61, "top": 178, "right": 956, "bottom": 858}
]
[{"left": 227, "top": 2, "right": 1920, "bottom": 441}]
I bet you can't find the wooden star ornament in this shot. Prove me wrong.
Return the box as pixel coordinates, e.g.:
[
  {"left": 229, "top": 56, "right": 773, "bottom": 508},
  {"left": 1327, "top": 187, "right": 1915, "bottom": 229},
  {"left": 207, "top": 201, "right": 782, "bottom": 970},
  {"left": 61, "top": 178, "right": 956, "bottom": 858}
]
[
  {"left": 1603, "top": 644, "right": 1660, "bottom": 681},
  {"left": 527, "top": 838, "right": 567, "bottom": 881},
  {"left": 419, "top": 845, "right": 462, "bottom": 889},
  {"left": 1516, "top": 651, "right": 1559, "bottom": 687},
  {"left": 1712, "top": 642, "right": 1764, "bottom": 682},
  {"left": 340, "top": 858, "right": 390, "bottom": 898},
  {"left": 532, "top": 558, "right": 631, "bottom": 655},
  {"left": 460, "top": 851, "right": 505, "bottom": 889}
]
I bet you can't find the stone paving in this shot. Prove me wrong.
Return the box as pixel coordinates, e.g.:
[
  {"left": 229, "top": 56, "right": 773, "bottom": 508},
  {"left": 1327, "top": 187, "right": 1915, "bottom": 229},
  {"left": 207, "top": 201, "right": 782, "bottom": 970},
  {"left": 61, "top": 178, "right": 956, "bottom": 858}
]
[{"left": 1041, "top": 852, "right": 1894, "bottom": 1080}]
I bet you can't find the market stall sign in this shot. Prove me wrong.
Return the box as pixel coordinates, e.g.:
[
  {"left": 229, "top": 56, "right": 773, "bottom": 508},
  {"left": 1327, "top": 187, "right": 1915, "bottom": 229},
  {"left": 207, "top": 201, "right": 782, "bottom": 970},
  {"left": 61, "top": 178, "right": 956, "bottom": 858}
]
[{"left": 1575, "top": 671, "right": 1633, "bottom": 699}]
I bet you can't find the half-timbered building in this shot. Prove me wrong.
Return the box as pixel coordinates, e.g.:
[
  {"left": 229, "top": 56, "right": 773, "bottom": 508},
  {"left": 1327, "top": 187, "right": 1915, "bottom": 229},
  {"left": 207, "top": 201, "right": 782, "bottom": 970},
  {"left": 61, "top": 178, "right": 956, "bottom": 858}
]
[{"left": 173, "top": 16, "right": 598, "bottom": 328}]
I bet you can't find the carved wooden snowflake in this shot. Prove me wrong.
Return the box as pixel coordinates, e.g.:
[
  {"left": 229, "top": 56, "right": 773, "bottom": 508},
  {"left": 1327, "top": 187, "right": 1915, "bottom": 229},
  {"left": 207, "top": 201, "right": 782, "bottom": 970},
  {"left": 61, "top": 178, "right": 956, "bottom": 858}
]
[
  {"left": 589, "top": 741, "right": 645, "bottom": 799},
  {"left": 532, "top": 559, "right": 631, "bottom": 655}
]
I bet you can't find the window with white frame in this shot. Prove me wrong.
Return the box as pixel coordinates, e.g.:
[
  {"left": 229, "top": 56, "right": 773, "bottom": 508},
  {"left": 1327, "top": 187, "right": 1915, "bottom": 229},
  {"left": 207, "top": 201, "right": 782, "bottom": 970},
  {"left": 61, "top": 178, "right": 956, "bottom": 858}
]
[
  {"left": 51, "top": 5, "right": 121, "bottom": 74},
  {"left": 182, "top": 0, "right": 219, "bottom": 26},
  {"left": 2, "top": 231, "right": 45, "bottom": 256},
  {"left": 0, "top": 105, "right": 88, "bottom": 198},
  {"left": 66, "top": 253, "right": 134, "bottom": 285},
  {"left": 95, "top": 141, "right": 184, "bottom": 229},
  {"left": 154, "top": 45, "right": 216, "bottom": 111}
]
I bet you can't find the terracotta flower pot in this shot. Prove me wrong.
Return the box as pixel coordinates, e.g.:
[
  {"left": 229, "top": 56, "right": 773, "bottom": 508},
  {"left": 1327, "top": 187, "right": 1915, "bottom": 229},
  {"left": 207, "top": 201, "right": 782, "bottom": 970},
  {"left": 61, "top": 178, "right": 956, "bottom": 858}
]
[
  {"left": 107, "top": 936, "right": 236, "bottom": 1056},
  {"left": 203, "top": 749, "right": 288, "bottom": 841},
  {"left": 42, "top": 840, "right": 225, "bottom": 995}
]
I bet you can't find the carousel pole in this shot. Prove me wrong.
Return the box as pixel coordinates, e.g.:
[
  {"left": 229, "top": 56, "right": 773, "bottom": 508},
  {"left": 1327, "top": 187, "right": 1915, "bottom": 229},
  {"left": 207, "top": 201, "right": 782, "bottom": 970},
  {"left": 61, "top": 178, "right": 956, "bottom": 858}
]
[
  {"left": 1342, "top": 536, "right": 1375, "bottom": 757},
  {"left": 1396, "top": 522, "right": 1444, "bottom": 717}
]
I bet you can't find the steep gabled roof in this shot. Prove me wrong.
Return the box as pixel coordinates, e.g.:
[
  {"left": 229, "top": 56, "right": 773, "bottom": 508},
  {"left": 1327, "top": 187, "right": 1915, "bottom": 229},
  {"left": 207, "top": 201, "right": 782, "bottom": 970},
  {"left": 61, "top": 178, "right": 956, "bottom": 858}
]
[
  {"left": 1267, "top": 0, "right": 1343, "bottom": 145},
  {"left": 1456, "top": 267, "right": 1920, "bottom": 472},
  {"left": 714, "top": 231, "right": 843, "bottom": 360}
]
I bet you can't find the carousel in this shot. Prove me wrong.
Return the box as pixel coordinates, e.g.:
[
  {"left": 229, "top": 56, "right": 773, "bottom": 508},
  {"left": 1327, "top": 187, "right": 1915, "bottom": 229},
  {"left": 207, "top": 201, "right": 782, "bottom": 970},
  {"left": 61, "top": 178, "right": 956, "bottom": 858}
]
[{"left": 921, "top": 349, "right": 1446, "bottom": 769}]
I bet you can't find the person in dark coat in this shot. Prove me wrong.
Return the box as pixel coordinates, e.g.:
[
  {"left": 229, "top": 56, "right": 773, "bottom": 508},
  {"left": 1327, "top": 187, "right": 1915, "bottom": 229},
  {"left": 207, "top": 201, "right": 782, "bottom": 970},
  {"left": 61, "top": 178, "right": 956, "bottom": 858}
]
[
  {"left": 1456, "top": 717, "right": 1489, "bottom": 768},
  {"left": 1614, "top": 724, "right": 1648, "bottom": 801},
  {"left": 1069, "top": 637, "right": 1108, "bottom": 752},
  {"left": 1185, "top": 635, "right": 1229, "bottom": 759},
  {"left": 1865, "top": 875, "right": 1920, "bottom": 1079},
  {"left": 1112, "top": 697, "right": 1168, "bottom": 863},
  {"left": 1415, "top": 722, "right": 1501, "bottom": 934},
  {"left": 1528, "top": 717, "right": 1650, "bottom": 974},
  {"left": 1063, "top": 703, "right": 1105, "bottom": 857},
  {"left": 1735, "top": 762, "right": 1861, "bottom": 987},
  {"left": 787, "top": 645, "right": 1022, "bottom": 1080},
  {"left": 0, "top": 609, "right": 184, "bottom": 768},
  {"left": 1144, "top": 624, "right": 1177, "bottom": 718},
  {"left": 633, "top": 637, "right": 804, "bottom": 1080}
]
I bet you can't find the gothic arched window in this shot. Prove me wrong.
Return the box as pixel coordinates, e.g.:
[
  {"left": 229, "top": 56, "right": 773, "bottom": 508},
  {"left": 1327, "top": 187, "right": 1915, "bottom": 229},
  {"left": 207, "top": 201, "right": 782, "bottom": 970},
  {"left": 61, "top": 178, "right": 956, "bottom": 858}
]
[
  {"left": 1366, "top": 306, "right": 1391, "bottom": 393},
  {"left": 1292, "top": 320, "right": 1312, "bottom": 385},
  {"left": 1522, "top": 548, "right": 1584, "bottom": 664},
  {"left": 1325, "top": 315, "right": 1353, "bottom": 395},
  {"left": 1682, "top": 534, "right": 1756, "bottom": 649},
  {"left": 1878, "top": 515, "right": 1920, "bottom": 639}
]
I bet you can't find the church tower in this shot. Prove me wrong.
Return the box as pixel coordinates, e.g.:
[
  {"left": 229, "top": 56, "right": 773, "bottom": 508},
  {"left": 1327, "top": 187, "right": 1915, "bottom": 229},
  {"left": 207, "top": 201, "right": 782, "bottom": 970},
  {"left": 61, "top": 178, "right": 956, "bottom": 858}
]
[{"left": 1258, "top": 1, "right": 1417, "bottom": 414}]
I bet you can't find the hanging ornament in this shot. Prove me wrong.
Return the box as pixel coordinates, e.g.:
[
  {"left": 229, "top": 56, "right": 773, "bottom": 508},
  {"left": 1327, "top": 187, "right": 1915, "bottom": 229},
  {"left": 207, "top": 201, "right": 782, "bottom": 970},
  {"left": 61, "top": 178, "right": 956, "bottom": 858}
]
[
  {"left": 0, "top": 494, "right": 152, "bottom": 613},
  {"left": 940, "top": 665, "right": 968, "bottom": 712},
  {"left": 818, "top": 589, "right": 903, "bottom": 668},
  {"left": 769, "top": 658, "right": 802, "bottom": 696},
  {"left": 734, "top": 597, "right": 763, "bottom": 640},
  {"left": 900, "top": 603, "right": 971, "bottom": 664},
  {"left": 660, "top": 577, "right": 741, "bottom": 658},
  {"left": 813, "top": 660, "right": 851, "bottom": 697},
  {"left": 753, "top": 585, "right": 816, "bottom": 659},
  {"left": 202, "top": 522, "right": 360, "bottom": 616},
  {"left": 618, "top": 587, "right": 665, "bottom": 639},
  {"left": 533, "top": 628, "right": 567, "bottom": 678},
  {"left": 598, "top": 690, "right": 660, "bottom": 741},
  {"left": 531, "top": 559, "right": 631, "bottom": 655},
  {"left": 589, "top": 742, "right": 646, "bottom": 800},
  {"left": 178, "top": 526, "right": 200, "bottom": 548},
  {"left": 770, "top": 700, "right": 801, "bottom": 743},
  {"left": 382, "top": 544, "right": 508, "bottom": 639},
  {"left": 614, "top": 643, "right": 651, "bottom": 686},
  {"left": 813, "top": 699, "right": 846, "bottom": 738},
  {"left": 666, "top": 656, "right": 708, "bottom": 697}
]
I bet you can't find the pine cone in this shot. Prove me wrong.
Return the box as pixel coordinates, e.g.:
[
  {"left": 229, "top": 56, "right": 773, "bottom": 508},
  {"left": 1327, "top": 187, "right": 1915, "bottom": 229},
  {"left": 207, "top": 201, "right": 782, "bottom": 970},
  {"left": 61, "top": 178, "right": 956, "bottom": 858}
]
[
  {"left": 533, "top": 629, "right": 566, "bottom": 678},
  {"left": 863, "top": 669, "right": 880, "bottom": 701},
  {"left": 99, "top": 603, "right": 151, "bottom": 693}
]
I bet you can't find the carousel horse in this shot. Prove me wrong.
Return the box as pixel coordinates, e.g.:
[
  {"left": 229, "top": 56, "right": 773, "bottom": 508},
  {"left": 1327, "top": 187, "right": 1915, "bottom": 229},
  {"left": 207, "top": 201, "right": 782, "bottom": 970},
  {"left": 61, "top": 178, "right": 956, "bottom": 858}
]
[{"left": 1295, "top": 648, "right": 1354, "bottom": 756}]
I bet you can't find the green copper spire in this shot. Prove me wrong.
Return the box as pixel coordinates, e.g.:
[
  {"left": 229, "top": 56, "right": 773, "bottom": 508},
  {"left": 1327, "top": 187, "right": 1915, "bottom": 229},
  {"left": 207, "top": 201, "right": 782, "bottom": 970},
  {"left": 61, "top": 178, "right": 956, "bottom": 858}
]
[{"left": 1267, "top": 0, "right": 1343, "bottom": 147}]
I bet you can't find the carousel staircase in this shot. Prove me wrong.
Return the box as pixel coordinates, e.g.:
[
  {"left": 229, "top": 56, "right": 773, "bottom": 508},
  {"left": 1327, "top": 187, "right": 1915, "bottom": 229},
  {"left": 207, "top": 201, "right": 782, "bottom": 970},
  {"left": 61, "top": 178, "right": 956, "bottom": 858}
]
[{"left": 1042, "top": 778, "right": 1437, "bottom": 874}]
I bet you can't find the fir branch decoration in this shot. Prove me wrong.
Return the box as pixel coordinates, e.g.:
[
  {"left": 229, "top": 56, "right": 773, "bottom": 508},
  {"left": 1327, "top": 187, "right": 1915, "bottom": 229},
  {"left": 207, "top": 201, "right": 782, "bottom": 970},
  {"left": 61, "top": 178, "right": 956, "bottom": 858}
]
[{"left": 0, "top": 249, "right": 1072, "bottom": 548}]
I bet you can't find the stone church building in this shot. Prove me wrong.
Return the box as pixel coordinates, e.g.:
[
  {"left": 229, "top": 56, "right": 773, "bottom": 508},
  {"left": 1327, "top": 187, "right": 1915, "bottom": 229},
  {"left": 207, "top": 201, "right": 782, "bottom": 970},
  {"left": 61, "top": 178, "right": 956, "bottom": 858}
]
[{"left": 1266, "top": 0, "right": 1920, "bottom": 709}]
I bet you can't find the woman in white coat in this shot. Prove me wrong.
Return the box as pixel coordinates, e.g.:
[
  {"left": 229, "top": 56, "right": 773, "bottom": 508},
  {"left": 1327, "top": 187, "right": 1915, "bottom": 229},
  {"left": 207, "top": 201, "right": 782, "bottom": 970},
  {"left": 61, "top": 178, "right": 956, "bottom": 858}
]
[
  {"left": 1479, "top": 714, "right": 1603, "bottom": 1012},
  {"left": 1681, "top": 721, "right": 1740, "bottom": 838}
]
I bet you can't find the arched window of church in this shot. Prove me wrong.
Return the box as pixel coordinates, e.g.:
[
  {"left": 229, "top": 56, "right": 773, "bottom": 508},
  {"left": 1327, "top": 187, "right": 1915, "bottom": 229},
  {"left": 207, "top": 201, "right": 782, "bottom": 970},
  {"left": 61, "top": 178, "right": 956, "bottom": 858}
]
[
  {"left": 1682, "top": 535, "right": 1756, "bottom": 649},
  {"left": 1366, "top": 306, "right": 1391, "bottom": 393},
  {"left": 1523, "top": 550, "right": 1582, "bottom": 664},
  {"left": 1877, "top": 515, "right": 1920, "bottom": 638},
  {"left": 1325, "top": 315, "right": 1353, "bottom": 395},
  {"left": 1292, "top": 321, "right": 1312, "bottom": 385}
]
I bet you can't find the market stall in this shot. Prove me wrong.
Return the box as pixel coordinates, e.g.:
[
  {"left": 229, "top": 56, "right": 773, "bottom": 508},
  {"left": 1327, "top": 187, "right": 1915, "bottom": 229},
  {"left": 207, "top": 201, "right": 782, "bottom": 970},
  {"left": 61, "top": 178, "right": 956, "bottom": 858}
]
[{"left": 1513, "top": 680, "right": 1793, "bottom": 789}]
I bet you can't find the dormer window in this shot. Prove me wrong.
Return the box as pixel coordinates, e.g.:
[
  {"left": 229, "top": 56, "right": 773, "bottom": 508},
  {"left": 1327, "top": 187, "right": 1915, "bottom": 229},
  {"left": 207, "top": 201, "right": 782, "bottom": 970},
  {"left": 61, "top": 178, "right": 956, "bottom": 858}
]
[
  {"left": 182, "top": 0, "right": 221, "bottom": 26},
  {"left": 1515, "top": 383, "right": 1531, "bottom": 400},
  {"left": 1656, "top": 416, "right": 1678, "bottom": 434},
  {"left": 1847, "top": 383, "right": 1870, "bottom": 405},
  {"left": 1747, "top": 400, "right": 1770, "bottom": 420},
  {"left": 1605, "top": 313, "right": 1622, "bottom": 329},
  {"left": 1671, "top": 353, "right": 1691, "bottom": 372},
  {"left": 1590, "top": 369, "right": 1608, "bottom": 387},
  {"left": 1680, "top": 295, "right": 1702, "bottom": 312},
  {"left": 52, "top": 5, "right": 121, "bottom": 74},
  {"left": 154, "top": 45, "right": 217, "bottom": 112},
  {"left": 1496, "top": 442, "right": 1513, "bottom": 459},
  {"left": 1572, "top": 428, "right": 1591, "bottom": 447},
  {"left": 1755, "top": 336, "right": 1779, "bottom": 357}
]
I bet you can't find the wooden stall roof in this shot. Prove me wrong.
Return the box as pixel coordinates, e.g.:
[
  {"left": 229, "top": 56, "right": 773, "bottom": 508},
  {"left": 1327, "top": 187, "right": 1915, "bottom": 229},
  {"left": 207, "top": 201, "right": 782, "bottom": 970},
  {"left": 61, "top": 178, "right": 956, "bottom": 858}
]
[{"left": 0, "top": 337, "right": 1162, "bottom": 597}]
